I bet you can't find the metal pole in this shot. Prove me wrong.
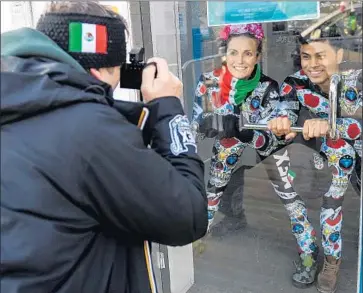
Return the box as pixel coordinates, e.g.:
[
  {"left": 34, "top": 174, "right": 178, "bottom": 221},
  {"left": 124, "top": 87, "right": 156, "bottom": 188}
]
[
  {"left": 28, "top": 1, "right": 34, "bottom": 28},
  {"left": 181, "top": 53, "right": 223, "bottom": 72},
  {"left": 329, "top": 73, "right": 340, "bottom": 140},
  {"left": 241, "top": 124, "right": 304, "bottom": 132}
]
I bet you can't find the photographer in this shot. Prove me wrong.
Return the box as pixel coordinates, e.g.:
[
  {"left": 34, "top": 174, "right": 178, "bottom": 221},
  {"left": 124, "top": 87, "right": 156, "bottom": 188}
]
[{"left": 1, "top": 2, "right": 207, "bottom": 293}]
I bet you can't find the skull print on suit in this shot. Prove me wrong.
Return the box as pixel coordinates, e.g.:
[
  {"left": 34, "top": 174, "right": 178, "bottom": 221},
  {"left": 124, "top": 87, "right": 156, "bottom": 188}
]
[
  {"left": 274, "top": 69, "right": 362, "bottom": 260},
  {"left": 191, "top": 66, "right": 287, "bottom": 231}
]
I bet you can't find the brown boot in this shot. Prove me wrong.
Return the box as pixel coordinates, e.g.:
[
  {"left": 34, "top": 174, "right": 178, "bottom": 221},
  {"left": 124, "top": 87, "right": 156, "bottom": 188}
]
[{"left": 316, "top": 256, "right": 341, "bottom": 293}]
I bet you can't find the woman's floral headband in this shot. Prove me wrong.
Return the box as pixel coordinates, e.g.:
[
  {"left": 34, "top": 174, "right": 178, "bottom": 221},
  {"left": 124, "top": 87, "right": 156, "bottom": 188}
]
[{"left": 219, "top": 23, "right": 265, "bottom": 40}]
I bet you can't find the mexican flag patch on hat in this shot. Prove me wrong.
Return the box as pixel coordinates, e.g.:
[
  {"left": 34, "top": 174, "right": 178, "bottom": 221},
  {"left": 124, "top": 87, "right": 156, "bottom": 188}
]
[{"left": 69, "top": 22, "right": 108, "bottom": 54}]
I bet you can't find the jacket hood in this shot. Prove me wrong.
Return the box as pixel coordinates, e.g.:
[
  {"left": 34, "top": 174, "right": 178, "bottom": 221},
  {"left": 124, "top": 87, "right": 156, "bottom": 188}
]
[
  {"left": 1, "top": 27, "right": 85, "bottom": 73},
  {"left": 1, "top": 28, "right": 114, "bottom": 125}
]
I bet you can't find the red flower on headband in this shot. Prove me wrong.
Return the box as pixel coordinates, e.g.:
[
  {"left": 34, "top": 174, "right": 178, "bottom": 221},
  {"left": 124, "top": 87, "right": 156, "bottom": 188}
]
[
  {"left": 219, "top": 25, "right": 231, "bottom": 40},
  {"left": 219, "top": 23, "right": 265, "bottom": 40}
]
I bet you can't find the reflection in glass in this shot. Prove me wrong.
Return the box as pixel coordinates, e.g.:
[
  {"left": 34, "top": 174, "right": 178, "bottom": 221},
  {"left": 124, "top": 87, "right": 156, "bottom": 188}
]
[{"left": 185, "top": 2, "right": 362, "bottom": 293}]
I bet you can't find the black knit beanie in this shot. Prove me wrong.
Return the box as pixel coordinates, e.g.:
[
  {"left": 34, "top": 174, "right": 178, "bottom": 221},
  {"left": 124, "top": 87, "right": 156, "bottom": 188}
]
[{"left": 36, "top": 13, "right": 127, "bottom": 70}]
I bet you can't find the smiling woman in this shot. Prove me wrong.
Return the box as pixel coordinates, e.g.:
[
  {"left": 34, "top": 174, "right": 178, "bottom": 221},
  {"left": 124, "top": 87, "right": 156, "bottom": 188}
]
[
  {"left": 220, "top": 24, "right": 264, "bottom": 80},
  {"left": 190, "top": 23, "right": 293, "bottom": 235}
]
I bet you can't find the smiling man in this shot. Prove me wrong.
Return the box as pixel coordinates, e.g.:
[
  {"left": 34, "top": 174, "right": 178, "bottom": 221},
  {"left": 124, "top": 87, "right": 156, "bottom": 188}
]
[
  {"left": 267, "top": 31, "right": 362, "bottom": 293},
  {"left": 300, "top": 35, "right": 344, "bottom": 93}
]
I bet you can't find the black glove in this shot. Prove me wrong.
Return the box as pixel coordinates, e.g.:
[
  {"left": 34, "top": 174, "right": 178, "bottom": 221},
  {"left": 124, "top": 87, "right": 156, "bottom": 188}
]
[{"left": 222, "top": 115, "right": 239, "bottom": 138}]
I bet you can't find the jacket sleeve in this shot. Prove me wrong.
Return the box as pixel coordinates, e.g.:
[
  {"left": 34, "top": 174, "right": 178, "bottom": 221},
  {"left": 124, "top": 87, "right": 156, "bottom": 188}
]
[
  {"left": 261, "top": 80, "right": 289, "bottom": 145},
  {"left": 238, "top": 80, "right": 286, "bottom": 153},
  {"left": 259, "top": 79, "right": 281, "bottom": 123},
  {"left": 191, "top": 74, "right": 211, "bottom": 140},
  {"left": 191, "top": 75, "right": 207, "bottom": 124},
  {"left": 79, "top": 97, "right": 208, "bottom": 246},
  {"left": 275, "top": 77, "right": 301, "bottom": 126},
  {"left": 238, "top": 80, "right": 280, "bottom": 143},
  {"left": 191, "top": 73, "right": 226, "bottom": 140},
  {"left": 336, "top": 117, "right": 362, "bottom": 141}
]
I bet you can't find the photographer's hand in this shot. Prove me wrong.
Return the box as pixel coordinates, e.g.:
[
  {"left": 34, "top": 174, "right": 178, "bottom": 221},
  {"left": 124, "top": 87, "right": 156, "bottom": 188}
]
[{"left": 141, "top": 57, "right": 182, "bottom": 102}]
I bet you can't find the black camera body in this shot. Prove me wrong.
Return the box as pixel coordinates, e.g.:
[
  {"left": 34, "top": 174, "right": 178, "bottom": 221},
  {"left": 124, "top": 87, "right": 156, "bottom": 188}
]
[{"left": 120, "top": 47, "right": 145, "bottom": 90}]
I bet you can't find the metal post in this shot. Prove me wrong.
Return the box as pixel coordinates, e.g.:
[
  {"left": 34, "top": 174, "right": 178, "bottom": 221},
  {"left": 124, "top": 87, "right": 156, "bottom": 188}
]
[
  {"left": 28, "top": 1, "right": 34, "bottom": 28},
  {"left": 329, "top": 73, "right": 341, "bottom": 140},
  {"left": 241, "top": 124, "right": 304, "bottom": 132}
]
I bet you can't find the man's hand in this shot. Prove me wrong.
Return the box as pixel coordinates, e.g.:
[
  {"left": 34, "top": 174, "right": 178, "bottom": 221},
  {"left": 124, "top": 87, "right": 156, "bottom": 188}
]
[
  {"left": 268, "top": 117, "right": 297, "bottom": 141},
  {"left": 302, "top": 119, "right": 330, "bottom": 140},
  {"left": 141, "top": 57, "right": 182, "bottom": 103}
]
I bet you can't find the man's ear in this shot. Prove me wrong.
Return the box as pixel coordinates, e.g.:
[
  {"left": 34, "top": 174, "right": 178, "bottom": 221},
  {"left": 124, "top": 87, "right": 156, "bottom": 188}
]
[
  {"left": 90, "top": 68, "right": 102, "bottom": 81},
  {"left": 336, "top": 48, "right": 344, "bottom": 64}
]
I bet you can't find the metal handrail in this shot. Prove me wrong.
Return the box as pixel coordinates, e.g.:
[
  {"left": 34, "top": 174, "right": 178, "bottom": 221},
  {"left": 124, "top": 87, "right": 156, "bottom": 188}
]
[
  {"left": 241, "top": 73, "right": 341, "bottom": 138},
  {"left": 181, "top": 54, "right": 224, "bottom": 117},
  {"left": 241, "top": 124, "right": 304, "bottom": 133},
  {"left": 181, "top": 53, "right": 223, "bottom": 73}
]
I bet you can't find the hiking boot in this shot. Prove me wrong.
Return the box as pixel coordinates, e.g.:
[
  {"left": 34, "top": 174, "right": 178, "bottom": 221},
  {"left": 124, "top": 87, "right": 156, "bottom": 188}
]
[
  {"left": 316, "top": 257, "right": 341, "bottom": 293},
  {"left": 292, "top": 254, "right": 318, "bottom": 288}
]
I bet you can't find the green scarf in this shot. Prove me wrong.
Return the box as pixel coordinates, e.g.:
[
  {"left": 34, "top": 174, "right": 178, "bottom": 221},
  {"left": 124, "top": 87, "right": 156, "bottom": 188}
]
[{"left": 221, "top": 64, "right": 261, "bottom": 106}]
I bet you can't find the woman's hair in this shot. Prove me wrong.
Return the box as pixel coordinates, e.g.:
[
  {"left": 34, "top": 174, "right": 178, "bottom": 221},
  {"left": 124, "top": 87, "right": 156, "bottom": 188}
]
[{"left": 220, "top": 32, "right": 263, "bottom": 56}]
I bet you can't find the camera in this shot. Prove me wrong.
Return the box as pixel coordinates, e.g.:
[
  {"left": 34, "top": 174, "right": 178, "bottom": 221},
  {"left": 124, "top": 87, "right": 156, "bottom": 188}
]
[{"left": 120, "top": 47, "right": 146, "bottom": 91}]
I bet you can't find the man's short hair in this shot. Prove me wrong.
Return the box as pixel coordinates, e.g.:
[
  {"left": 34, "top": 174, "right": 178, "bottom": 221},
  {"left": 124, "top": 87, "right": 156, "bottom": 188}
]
[{"left": 297, "top": 29, "right": 344, "bottom": 51}]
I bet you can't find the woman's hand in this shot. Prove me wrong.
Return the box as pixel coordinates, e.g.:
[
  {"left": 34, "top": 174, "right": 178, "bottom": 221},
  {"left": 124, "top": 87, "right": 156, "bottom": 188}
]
[{"left": 268, "top": 117, "right": 297, "bottom": 140}]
